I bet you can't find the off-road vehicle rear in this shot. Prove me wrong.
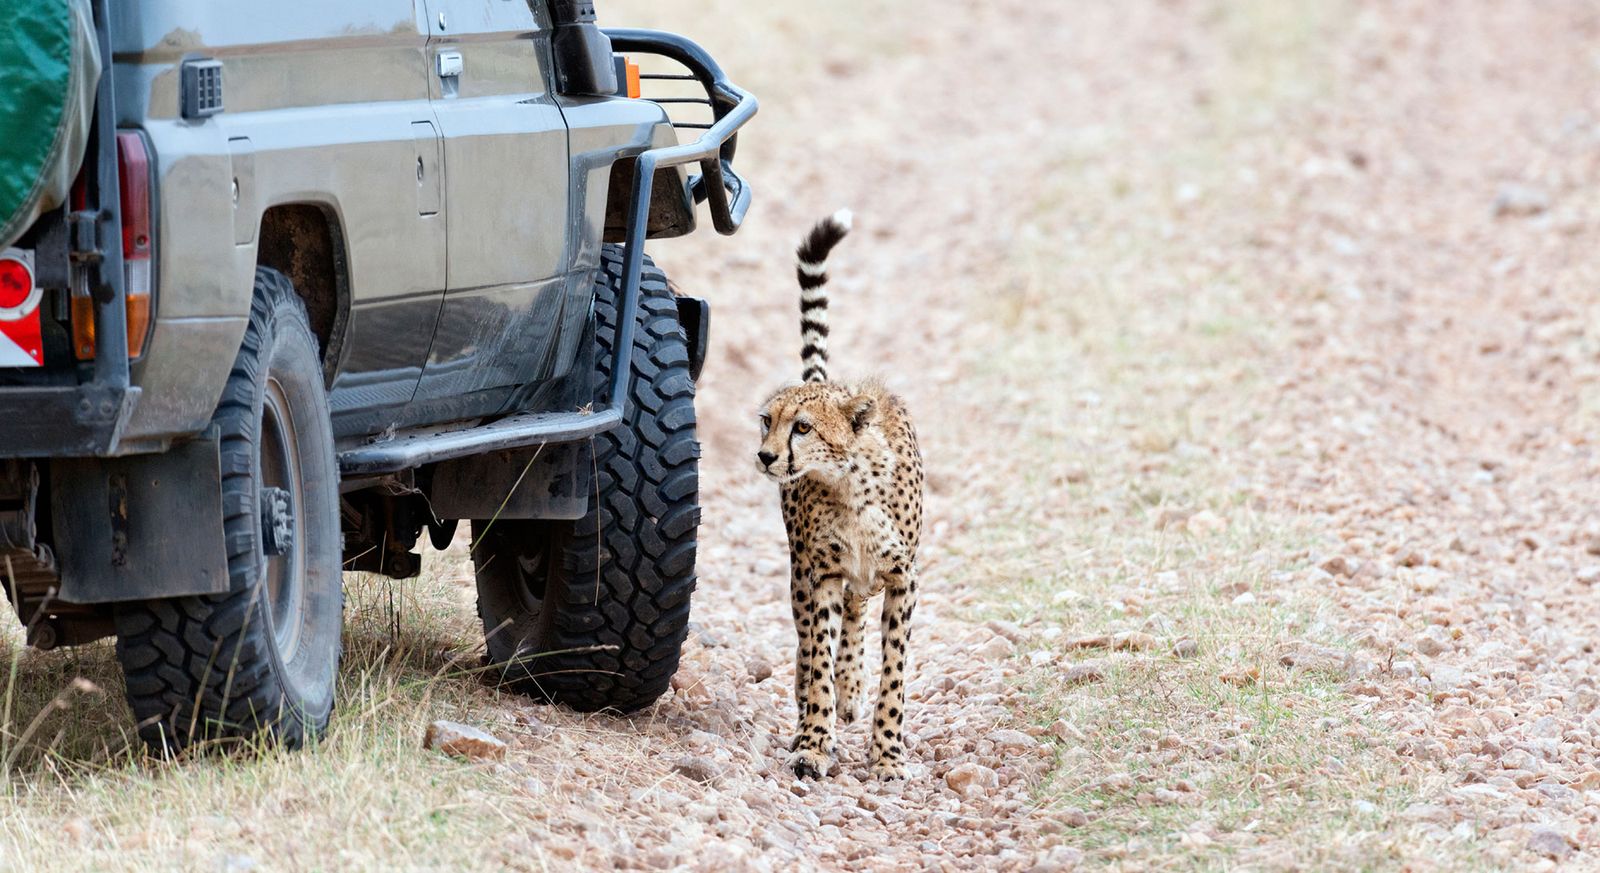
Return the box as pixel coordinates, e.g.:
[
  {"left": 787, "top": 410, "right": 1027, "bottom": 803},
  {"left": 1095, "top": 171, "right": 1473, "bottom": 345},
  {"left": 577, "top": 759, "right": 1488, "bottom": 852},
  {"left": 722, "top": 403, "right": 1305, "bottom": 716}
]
[{"left": 0, "top": 0, "right": 754, "bottom": 750}]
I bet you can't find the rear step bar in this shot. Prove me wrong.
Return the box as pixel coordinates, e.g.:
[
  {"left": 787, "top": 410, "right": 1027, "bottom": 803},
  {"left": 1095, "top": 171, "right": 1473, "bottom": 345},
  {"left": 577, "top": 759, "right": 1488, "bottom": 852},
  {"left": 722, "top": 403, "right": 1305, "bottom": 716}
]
[{"left": 336, "top": 30, "right": 755, "bottom": 479}]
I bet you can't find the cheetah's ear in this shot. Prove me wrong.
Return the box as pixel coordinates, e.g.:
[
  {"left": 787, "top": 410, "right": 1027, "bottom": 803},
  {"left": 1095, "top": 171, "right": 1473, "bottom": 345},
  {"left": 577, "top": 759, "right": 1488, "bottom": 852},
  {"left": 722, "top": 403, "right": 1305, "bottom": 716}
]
[{"left": 844, "top": 395, "right": 876, "bottom": 434}]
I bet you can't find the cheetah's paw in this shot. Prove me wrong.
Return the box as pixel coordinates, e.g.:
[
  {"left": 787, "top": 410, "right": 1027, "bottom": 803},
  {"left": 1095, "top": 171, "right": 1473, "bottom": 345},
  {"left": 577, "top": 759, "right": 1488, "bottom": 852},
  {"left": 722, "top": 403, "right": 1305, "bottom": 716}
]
[
  {"left": 789, "top": 747, "right": 832, "bottom": 780},
  {"left": 837, "top": 694, "right": 866, "bottom": 725},
  {"left": 869, "top": 757, "right": 910, "bottom": 781}
]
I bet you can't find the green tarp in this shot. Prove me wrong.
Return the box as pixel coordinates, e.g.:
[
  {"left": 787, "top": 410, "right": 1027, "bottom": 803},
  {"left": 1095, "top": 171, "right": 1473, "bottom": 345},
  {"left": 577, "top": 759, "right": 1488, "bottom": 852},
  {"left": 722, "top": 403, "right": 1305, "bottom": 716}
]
[{"left": 0, "top": 0, "right": 100, "bottom": 249}]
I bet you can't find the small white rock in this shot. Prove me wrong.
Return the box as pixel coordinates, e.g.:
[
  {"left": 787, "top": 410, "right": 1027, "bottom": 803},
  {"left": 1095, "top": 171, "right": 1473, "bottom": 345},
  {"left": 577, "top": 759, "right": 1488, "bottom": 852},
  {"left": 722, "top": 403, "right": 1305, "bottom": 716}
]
[
  {"left": 1027, "top": 845, "right": 1084, "bottom": 872},
  {"left": 1415, "top": 629, "right": 1450, "bottom": 657},
  {"left": 985, "top": 619, "right": 1027, "bottom": 644},
  {"left": 989, "top": 729, "right": 1038, "bottom": 754},
  {"left": 1063, "top": 662, "right": 1105, "bottom": 685},
  {"left": 1493, "top": 182, "right": 1550, "bottom": 217},
  {"left": 1186, "top": 510, "right": 1228, "bottom": 536},
  {"left": 975, "top": 635, "right": 1015, "bottom": 661},
  {"left": 423, "top": 720, "right": 507, "bottom": 761},
  {"left": 944, "top": 762, "right": 999, "bottom": 797},
  {"left": 1528, "top": 827, "right": 1572, "bottom": 860}
]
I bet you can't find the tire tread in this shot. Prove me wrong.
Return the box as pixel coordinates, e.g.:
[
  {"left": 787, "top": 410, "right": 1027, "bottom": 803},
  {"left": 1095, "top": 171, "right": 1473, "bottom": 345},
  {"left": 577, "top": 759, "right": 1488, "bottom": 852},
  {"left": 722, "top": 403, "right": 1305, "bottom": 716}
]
[
  {"left": 475, "top": 246, "right": 699, "bottom": 713},
  {"left": 113, "top": 267, "right": 339, "bottom": 751}
]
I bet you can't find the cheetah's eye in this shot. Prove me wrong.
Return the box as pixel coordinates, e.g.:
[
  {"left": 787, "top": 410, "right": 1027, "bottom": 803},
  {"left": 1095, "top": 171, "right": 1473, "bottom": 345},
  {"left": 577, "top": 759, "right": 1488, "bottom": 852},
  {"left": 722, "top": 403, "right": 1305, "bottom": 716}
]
[
  {"left": 759, "top": 415, "right": 771, "bottom": 433},
  {"left": 794, "top": 421, "right": 812, "bottom": 435}
]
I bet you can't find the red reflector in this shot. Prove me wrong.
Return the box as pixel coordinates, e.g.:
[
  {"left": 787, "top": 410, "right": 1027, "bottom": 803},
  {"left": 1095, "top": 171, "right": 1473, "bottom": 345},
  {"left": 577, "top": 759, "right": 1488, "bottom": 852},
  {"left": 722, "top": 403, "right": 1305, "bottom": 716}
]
[
  {"left": 0, "top": 259, "right": 31, "bottom": 310},
  {"left": 0, "top": 251, "right": 42, "bottom": 366}
]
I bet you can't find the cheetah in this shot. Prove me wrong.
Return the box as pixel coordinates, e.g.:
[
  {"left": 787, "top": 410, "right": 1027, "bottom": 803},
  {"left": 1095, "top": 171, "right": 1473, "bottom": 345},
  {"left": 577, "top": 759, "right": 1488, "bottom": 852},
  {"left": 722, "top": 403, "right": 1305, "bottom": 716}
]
[{"left": 756, "top": 210, "right": 925, "bottom": 780}]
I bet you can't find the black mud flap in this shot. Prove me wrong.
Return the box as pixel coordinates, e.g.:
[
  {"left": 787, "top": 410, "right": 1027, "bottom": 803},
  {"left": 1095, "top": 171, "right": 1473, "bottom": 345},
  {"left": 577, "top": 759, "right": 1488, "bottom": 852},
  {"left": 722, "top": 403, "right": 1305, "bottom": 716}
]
[
  {"left": 676, "top": 295, "right": 709, "bottom": 382},
  {"left": 427, "top": 440, "right": 593, "bottom": 522},
  {"left": 50, "top": 432, "right": 230, "bottom": 604}
]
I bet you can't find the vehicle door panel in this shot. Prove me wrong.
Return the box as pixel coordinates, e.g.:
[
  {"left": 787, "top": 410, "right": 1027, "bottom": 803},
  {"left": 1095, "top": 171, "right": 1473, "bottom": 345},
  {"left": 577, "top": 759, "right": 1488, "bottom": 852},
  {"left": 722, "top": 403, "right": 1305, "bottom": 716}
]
[
  {"left": 172, "top": 0, "right": 448, "bottom": 439},
  {"left": 406, "top": 0, "right": 573, "bottom": 425}
]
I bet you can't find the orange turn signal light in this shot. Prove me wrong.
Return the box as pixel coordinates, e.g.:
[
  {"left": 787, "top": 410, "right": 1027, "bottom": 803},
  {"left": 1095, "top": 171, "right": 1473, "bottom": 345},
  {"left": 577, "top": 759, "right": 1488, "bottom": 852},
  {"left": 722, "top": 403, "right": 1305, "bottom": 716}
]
[
  {"left": 624, "top": 58, "right": 640, "bottom": 99},
  {"left": 71, "top": 293, "right": 151, "bottom": 361}
]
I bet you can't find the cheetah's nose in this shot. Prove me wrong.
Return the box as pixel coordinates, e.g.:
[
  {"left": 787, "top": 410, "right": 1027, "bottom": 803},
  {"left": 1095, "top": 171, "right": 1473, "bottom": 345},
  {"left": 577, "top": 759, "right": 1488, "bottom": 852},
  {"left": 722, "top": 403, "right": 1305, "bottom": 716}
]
[{"left": 757, "top": 450, "right": 778, "bottom": 468}]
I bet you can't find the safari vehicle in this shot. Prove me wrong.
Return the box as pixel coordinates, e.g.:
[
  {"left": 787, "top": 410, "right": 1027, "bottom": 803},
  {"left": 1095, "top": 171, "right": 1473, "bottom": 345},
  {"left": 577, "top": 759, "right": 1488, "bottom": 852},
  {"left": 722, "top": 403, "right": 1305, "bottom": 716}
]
[{"left": 0, "top": 0, "right": 754, "bottom": 750}]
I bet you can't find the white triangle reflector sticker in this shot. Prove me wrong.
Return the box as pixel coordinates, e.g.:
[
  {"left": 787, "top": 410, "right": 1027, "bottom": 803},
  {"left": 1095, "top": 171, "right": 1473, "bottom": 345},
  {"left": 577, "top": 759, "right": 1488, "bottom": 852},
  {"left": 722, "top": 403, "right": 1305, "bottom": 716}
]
[{"left": 0, "top": 331, "right": 40, "bottom": 367}]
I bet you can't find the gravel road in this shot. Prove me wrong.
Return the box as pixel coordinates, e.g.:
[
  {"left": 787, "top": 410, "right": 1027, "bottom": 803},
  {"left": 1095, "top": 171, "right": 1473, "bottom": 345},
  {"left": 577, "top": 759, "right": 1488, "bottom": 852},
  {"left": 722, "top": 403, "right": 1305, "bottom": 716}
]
[
  {"left": 586, "top": 0, "right": 1600, "bottom": 867},
  {"left": 507, "top": 0, "right": 1600, "bottom": 867},
  {"left": 9, "top": 1, "right": 1600, "bottom": 870},
  {"left": 464, "top": 1, "right": 1101, "bottom": 868}
]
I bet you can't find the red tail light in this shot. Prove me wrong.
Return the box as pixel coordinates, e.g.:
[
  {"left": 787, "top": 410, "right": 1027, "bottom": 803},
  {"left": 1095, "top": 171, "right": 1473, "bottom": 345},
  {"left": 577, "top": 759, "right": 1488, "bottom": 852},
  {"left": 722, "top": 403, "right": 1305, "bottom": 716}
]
[
  {"left": 118, "top": 132, "right": 152, "bottom": 264},
  {"left": 0, "top": 258, "right": 34, "bottom": 311},
  {"left": 73, "top": 131, "right": 153, "bottom": 360}
]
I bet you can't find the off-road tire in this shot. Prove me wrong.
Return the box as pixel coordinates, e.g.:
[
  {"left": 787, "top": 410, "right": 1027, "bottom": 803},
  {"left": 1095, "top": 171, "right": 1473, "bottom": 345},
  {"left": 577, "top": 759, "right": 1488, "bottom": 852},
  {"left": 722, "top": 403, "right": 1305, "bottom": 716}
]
[
  {"left": 114, "top": 267, "right": 342, "bottom": 752},
  {"left": 473, "top": 245, "right": 699, "bottom": 712}
]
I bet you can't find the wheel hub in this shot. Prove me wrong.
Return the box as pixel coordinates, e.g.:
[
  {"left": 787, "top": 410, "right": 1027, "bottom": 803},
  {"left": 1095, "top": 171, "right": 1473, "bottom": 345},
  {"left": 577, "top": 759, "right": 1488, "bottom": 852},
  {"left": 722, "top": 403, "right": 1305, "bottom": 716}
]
[
  {"left": 260, "top": 486, "right": 295, "bottom": 557},
  {"left": 260, "top": 376, "right": 306, "bottom": 658}
]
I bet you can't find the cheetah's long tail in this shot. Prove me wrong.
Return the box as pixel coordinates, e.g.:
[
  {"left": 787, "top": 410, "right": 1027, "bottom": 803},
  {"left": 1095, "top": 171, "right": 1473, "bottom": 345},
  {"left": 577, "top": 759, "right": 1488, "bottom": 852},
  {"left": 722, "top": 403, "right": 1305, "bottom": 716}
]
[{"left": 795, "top": 208, "right": 852, "bottom": 383}]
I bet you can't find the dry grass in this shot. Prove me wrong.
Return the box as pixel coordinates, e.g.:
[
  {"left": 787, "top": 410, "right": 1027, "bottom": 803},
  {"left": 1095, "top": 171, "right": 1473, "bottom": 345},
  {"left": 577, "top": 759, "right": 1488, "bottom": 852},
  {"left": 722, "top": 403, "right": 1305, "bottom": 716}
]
[{"left": 0, "top": 569, "right": 572, "bottom": 870}]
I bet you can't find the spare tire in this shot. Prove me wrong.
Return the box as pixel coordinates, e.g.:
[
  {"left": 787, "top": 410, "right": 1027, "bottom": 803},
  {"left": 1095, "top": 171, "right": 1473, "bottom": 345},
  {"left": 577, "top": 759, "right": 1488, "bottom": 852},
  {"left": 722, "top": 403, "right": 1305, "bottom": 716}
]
[{"left": 0, "top": 0, "right": 100, "bottom": 248}]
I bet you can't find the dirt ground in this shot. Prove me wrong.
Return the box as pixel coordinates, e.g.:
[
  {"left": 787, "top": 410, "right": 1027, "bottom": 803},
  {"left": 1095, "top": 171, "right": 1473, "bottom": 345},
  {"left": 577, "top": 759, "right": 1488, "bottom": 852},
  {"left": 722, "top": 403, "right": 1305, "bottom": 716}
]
[{"left": 5, "top": 0, "right": 1600, "bottom": 870}]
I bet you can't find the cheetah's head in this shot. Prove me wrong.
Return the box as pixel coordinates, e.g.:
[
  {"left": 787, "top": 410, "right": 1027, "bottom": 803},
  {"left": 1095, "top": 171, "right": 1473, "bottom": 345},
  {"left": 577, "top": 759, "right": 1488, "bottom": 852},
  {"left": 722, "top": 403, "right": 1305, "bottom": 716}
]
[{"left": 756, "top": 382, "right": 878, "bottom": 484}]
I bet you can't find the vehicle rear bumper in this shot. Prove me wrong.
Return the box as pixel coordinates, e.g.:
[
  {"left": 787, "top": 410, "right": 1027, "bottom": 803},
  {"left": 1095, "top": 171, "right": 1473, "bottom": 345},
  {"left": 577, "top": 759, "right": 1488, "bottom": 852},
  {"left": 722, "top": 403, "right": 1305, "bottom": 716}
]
[
  {"left": 0, "top": 384, "right": 139, "bottom": 457},
  {"left": 0, "top": 315, "right": 244, "bottom": 458}
]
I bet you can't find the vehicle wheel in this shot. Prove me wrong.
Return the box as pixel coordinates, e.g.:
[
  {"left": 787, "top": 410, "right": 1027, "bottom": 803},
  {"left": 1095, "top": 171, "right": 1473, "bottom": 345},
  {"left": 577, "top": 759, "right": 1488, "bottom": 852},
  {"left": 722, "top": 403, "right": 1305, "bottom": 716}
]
[
  {"left": 473, "top": 245, "right": 699, "bottom": 712},
  {"left": 114, "top": 266, "right": 342, "bottom": 752}
]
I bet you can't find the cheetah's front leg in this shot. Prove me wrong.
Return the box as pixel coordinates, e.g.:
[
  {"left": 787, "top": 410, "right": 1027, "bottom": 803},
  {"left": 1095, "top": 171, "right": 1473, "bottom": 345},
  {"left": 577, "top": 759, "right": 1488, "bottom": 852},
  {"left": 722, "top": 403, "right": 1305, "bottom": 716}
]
[
  {"left": 869, "top": 563, "right": 918, "bottom": 780},
  {"left": 789, "top": 572, "right": 844, "bottom": 779},
  {"left": 835, "top": 595, "right": 869, "bottom": 725}
]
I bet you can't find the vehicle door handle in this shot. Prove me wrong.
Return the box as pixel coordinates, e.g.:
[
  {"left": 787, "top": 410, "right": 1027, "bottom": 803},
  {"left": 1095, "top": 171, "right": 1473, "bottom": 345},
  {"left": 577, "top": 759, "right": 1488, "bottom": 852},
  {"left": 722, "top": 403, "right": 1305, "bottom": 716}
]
[{"left": 438, "top": 51, "right": 463, "bottom": 79}]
